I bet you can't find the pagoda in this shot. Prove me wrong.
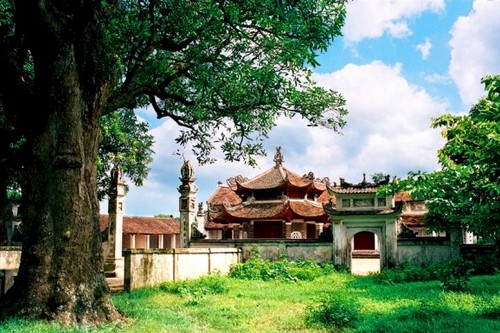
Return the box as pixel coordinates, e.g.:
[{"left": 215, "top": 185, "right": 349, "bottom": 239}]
[{"left": 204, "top": 147, "right": 334, "bottom": 240}]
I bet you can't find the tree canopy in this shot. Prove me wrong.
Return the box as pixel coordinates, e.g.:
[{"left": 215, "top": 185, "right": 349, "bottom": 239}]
[
  {"left": 384, "top": 75, "right": 500, "bottom": 244},
  {"left": 98, "top": 109, "right": 154, "bottom": 200},
  {"left": 0, "top": 0, "right": 348, "bottom": 326},
  {"left": 104, "top": 0, "right": 348, "bottom": 165}
]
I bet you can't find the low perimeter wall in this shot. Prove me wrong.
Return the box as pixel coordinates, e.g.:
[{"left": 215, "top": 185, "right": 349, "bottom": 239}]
[
  {"left": 123, "top": 247, "right": 242, "bottom": 291},
  {"left": 190, "top": 240, "right": 333, "bottom": 262},
  {"left": 397, "top": 237, "right": 453, "bottom": 266}
]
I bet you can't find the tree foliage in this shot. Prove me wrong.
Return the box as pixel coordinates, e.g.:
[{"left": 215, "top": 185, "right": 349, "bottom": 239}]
[
  {"left": 104, "top": 0, "right": 348, "bottom": 165},
  {"left": 384, "top": 75, "right": 500, "bottom": 243},
  {"left": 98, "top": 109, "right": 154, "bottom": 200}
]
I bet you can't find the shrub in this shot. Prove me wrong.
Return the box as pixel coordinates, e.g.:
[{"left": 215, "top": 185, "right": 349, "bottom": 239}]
[
  {"left": 228, "top": 259, "right": 337, "bottom": 282},
  {"left": 437, "top": 259, "right": 474, "bottom": 291},
  {"left": 228, "top": 258, "right": 270, "bottom": 280},
  {"left": 306, "top": 292, "right": 360, "bottom": 329},
  {"left": 159, "top": 272, "right": 229, "bottom": 304},
  {"left": 402, "top": 264, "right": 432, "bottom": 281},
  {"left": 374, "top": 264, "right": 438, "bottom": 285},
  {"left": 374, "top": 267, "right": 406, "bottom": 285}
]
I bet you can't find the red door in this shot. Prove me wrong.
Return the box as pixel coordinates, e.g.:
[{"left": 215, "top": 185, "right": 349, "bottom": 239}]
[
  {"left": 353, "top": 231, "right": 375, "bottom": 250},
  {"left": 254, "top": 221, "right": 282, "bottom": 238}
]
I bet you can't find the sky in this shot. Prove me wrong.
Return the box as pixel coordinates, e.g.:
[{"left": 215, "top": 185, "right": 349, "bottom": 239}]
[{"left": 101, "top": 0, "right": 500, "bottom": 217}]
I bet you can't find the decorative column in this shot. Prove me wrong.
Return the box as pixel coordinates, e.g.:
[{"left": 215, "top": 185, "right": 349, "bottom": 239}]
[
  {"left": 178, "top": 160, "right": 197, "bottom": 248},
  {"left": 284, "top": 222, "right": 292, "bottom": 239},
  {"left": 233, "top": 224, "right": 241, "bottom": 240},
  {"left": 105, "top": 165, "right": 125, "bottom": 278},
  {"left": 316, "top": 223, "right": 324, "bottom": 238}
]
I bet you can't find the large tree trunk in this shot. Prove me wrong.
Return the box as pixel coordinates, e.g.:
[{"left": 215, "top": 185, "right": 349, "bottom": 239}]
[{"left": 0, "top": 1, "right": 121, "bottom": 326}]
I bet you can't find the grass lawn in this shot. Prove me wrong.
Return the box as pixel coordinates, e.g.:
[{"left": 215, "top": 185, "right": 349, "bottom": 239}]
[{"left": 1, "top": 272, "right": 499, "bottom": 332}]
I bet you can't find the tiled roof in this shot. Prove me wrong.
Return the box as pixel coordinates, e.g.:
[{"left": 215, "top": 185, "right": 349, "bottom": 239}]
[
  {"left": 395, "top": 191, "right": 412, "bottom": 202},
  {"left": 100, "top": 215, "right": 180, "bottom": 235},
  {"left": 328, "top": 187, "right": 379, "bottom": 194},
  {"left": 317, "top": 190, "right": 336, "bottom": 205},
  {"left": 289, "top": 200, "right": 329, "bottom": 220},
  {"left": 285, "top": 169, "right": 314, "bottom": 188},
  {"left": 223, "top": 202, "right": 288, "bottom": 219},
  {"left": 229, "top": 165, "right": 328, "bottom": 192},
  {"left": 204, "top": 221, "right": 226, "bottom": 230},
  {"left": 400, "top": 214, "right": 425, "bottom": 226},
  {"left": 234, "top": 166, "right": 287, "bottom": 190},
  {"left": 208, "top": 185, "right": 242, "bottom": 206}
]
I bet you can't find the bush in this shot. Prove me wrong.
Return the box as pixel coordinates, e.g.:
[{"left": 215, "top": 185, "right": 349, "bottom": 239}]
[
  {"left": 306, "top": 292, "right": 360, "bottom": 329},
  {"left": 437, "top": 259, "right": 474, "bottom": 291},
  {"left": 228, "top": 259, "right": 337, "bottom": 282},
  {"left": 159, "top": 272, "right": 228, "bottom": 304},
  {"left": 374, "top": 267, "right": 407, "bottom": 285},
  {"left": 374, "top": 264, "right": 438, "bottom": 285}
]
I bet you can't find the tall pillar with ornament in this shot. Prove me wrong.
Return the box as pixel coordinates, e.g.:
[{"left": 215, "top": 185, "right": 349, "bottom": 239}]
[
  {"left": 105, "top": 165, "right": 125, "bottom": 278},
  {"left": 178, "top": 160, "right": 197, "bottom": 248}
]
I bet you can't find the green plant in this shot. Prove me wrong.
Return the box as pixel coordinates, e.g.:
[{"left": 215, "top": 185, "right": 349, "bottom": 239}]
[
  {"left": 229, "top": 259, "right": 336, "bottom": 282},
  {"left": 160, "top": 272, "right": 229, "bottom": 297},
  {"left": 249, "top": 244, "right": 260, "bottom": 259},
  {"left": 278, "top": 241, "right": 289, "bottom": 260},
  {"left": 373, "top": 267, "right": 407, "bottom": 285},
  {"left": 438, "top": 259, "right": 474, "bottom": 291},
  {"left": 374, "top": 264, "right": 439, "bottom": 285},
  {"left": 306, "top": 292, "right": 360, "bottom": 329},
  {"left": 481, "top": 295, "right": 500, "bottom": 319}
]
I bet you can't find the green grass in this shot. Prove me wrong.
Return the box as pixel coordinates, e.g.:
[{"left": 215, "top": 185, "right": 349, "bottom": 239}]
[{"left": 1, "top": 273, "right": 500, "bottom": 332}]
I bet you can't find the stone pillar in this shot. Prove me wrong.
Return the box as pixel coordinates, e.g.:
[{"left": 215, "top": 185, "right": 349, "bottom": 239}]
[
  {"left": 233, "top": 224, "right": 241, "bottom": 240},
  {"left": 385, "top": 217, "right": 398, "bottom": 268},
  {"left": 248, "top": 221, "right": 254, "bottom": 239},
  {"left": 105, "top": 165, "right": 125, "bottom": 278},
  {"left": 285, "top": 222, "right": 292, "bottom": 239},
  {"left": 178, "top": 160, "right": 197, "bottom": 248},
  {"left": 316, "top": 223, "right": 324, "bottom": 238},
  {"left": 332, "top": 218, "right": 345, "bottom": 266}
]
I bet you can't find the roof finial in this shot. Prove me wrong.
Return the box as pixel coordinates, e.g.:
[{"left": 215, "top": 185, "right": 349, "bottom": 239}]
[
  {"left": 273, "top": 146, "right": 284, "bottom": 166},
  {"left": 180, "top": 159, "right": 194, "bottom": 181}
]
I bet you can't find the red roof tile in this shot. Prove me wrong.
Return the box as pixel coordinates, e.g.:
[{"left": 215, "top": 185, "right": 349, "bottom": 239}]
[
  {"left": 289, "top": 201, "right": 329, "bottom": 221},
  {"left": 400, "top": 214, "right": 425, "bottom": 226},
  {"left": 100, "top": 215, "right": 180, "bottom": 235},
  {"left": 235, "top": 166, "right": 288, "bottom": 190},
  {"left": 328, "top": 186, "right": 379, "bottom": 194},
  {"left": 395, "top": 191, "right": 412, "bottom": 202},
  {"left": 223, "top": 202, "right": 288, "bottom": 219},
  {"left": 208, "top": 185, "right": 242, "bottom": 206}
]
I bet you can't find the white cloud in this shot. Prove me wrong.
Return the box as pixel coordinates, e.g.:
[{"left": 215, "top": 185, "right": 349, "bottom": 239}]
[
  {"left": 309, "top": 61, "right": 446, "bottom": 181},
  {"left": 449, "top": 0, "right": 500, "bottom": 106},
  {"left": 343, "top": 0, "right": 444, "bottom": 43},
  {"left": 424, "top": 73, "right": 450, "bottom": 84},
  {"left": 416, "top": 37, "right": 432, "bottom": 60},
  {"left": 107, "top": 63, "right": 448, "bottom": 216}
]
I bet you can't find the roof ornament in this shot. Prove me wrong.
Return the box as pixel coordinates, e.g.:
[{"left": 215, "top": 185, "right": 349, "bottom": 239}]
[
  {"left": 273, "top": 146, "right": 284, "bottom": 166},
  {"left": 180, "top": 159, "right": 194, "bottom": 181},
  {"left": 111, "top": 164, "right": 124, "bottom": 183}
]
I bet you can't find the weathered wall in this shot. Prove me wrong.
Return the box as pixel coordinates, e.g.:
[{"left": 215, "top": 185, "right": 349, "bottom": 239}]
[
  {"left": 123, "top": 247, "right": 242, "bottom": 291},
  {"left": 190, "top": 240, "right": 333, "bottom": 262},
  {"left": 397, "top": 237, "right": 452, "bottom": 266},
  {"left": 0, "top": 246, "right": 22, "bottom": 297},
  {"left": 0, "top": 246, "right": 21, "bottom": 269}
]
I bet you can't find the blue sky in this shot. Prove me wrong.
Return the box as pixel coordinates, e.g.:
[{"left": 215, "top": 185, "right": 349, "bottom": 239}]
[{"left": 102, "top": 0, "right": 500, "bottom": 217}]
